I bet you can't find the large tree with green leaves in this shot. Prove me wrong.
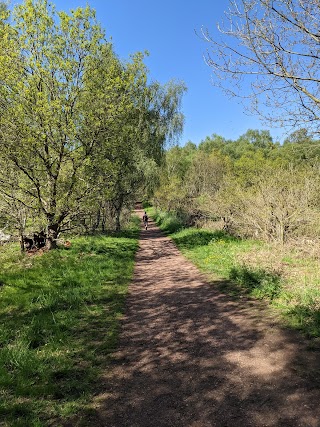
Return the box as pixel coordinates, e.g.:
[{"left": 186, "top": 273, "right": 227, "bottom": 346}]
[
  {"left": 0, "top": 0, "right": 113, "bottom": 248},
  {"left": 0, "top": 0, "right": 186, "bottom": 247},
  {"left": 81, "top": 54, "right": 186, "bottom": 231}
]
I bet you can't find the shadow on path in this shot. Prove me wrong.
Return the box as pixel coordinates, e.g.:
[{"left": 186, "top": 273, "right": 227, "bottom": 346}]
[{"left": 91, "top": 211, "right": 320, "bottom": 427}]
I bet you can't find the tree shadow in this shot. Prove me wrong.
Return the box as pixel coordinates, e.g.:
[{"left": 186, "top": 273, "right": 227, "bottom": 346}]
[
  {"left": 72, "top": 222, "right": 320, "bottom": 427},
  {"left": 168, "top": 229, "right": 238, "bottom": 250}
]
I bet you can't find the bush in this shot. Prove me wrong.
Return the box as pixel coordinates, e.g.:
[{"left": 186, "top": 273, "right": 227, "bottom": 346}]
[
  {"left": 142, "top": 200, "right": 152, "bottom": 209},
  {"left": 150, "top": 209, "right": 184, "bottom": 234}
]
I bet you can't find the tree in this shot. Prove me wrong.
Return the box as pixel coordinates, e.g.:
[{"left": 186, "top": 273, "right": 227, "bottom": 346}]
[
  {"left": 83, "top": 55, "right": 186, "bottom": 231},
  {"left": 0, "top": 1, "right": 8, "bottom": 14},
  {"left": 75, "top": 50, "right": 150, "bottom": 232},
  {"left": 277, "top": 129, "right": 320, "bottom": 165},
  {"left": 215, "top": 161, "right": 319, "bottom": 243},
  {"left": 202, "top": 0, "right": 320, "bottom": 133},
  {"left": 198, "top": 134, "right": 229, "bottom": 153},
  {"left": 0, "top": 0, "right": 111, "bottom": 248},
  {"left": 0, "top": 1, "right": 187, "bottom": 244},
  {"left": 284, "top": 129, "right": 315, "bottom": 146}
]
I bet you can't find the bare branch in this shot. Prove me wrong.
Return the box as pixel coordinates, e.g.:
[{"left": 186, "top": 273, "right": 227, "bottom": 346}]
[{"left": 203, "top": 0, "right": 320, "bottom": 132}]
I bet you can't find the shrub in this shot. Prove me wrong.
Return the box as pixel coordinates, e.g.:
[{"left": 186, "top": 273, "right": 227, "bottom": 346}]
[{"left": 151, "top": 209, "right": 184, "bottom": 234}]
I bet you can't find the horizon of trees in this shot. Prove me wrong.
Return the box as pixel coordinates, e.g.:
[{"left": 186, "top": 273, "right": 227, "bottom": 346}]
[{"left": 154, "top": 128, "right": 320, "bottom": 244}]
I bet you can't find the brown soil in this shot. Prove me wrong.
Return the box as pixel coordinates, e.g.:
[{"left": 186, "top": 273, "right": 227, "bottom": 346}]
[{"left": 92, "top": 210, "right": 320, "bottom": 427}]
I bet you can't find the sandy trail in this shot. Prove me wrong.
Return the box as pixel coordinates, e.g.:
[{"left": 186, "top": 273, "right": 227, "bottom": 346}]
[{"left": 93, "top": 210, "right": 320, "bottom": 427}]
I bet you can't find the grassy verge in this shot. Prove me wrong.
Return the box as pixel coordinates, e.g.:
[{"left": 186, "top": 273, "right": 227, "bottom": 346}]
[
  {"left": 0, "top": 219, "right": 140, "bottom": 426},
  {"left": 149, "top": 208, "right": 320, "bottom": 339}
]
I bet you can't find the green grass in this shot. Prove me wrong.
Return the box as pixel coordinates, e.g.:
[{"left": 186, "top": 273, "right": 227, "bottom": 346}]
[
  {"left": 169, "top": 227, "right": 258, "bottom": 279},
  {"left": 229, "top": 265, "right": 281, "bottom": 300},
  {"left": 147, "top": 207, "right": 184, "bottom": 234},
  {"left": 274, "top": 285, "right": 320, "bottom": 338},
  {"left": 0, "top": 220, "right": 140, "bottom": 426},
  {"left": 155, "top": 209, "right": 320, "bottom": 339}
]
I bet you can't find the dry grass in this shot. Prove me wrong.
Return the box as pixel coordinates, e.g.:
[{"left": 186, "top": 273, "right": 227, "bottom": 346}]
[{"left": 234, "top": 238, "right": 320, "bottom": 336}]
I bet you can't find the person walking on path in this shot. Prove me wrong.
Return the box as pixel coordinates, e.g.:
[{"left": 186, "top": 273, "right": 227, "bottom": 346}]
[{"left": 142, "top": 211, "right": 149, "bottom": 230}]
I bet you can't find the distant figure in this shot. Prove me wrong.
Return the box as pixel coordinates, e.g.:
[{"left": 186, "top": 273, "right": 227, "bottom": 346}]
[{"left": 142, "top": 212, "right": 149, "bottom": 230}]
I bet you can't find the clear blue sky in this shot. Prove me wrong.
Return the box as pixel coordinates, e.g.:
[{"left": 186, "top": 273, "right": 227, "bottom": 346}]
[{"left": 12, "top": 0, "right": 287, "bottom": 145}]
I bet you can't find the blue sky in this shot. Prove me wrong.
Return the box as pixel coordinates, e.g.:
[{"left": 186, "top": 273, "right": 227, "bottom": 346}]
[{"left": 12, "top": 0, "right": 287, "bottom": 145}]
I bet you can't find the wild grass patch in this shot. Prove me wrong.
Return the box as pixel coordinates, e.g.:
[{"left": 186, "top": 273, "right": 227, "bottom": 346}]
[
  {"left": 148, "top": 208, "right": 184, "bottom": 234},
  {"left": 229, "top": 265, "right": 281, "bottom": 300},
  {"left": 168, "top": 226, "right": 320, "bottom": 339},
  {"left": 0, "top": 223, "right": 139, "bottom": 426}
]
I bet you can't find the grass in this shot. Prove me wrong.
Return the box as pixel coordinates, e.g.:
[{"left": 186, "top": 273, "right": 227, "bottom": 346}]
[
  {"left": 148, "top": 207, "right": 184, "bottom": 234},
  {"left": 0, "top": 218, "right": 140, "bottom": 426},
  {"left": 229, "top": 266, "right": 281, "bottom": 300},
  {"left": 150, "top": 208, "right": 320, "bottom": 339}
]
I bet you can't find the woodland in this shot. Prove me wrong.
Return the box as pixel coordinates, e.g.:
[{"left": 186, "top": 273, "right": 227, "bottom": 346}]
[
  {"left": 155, "top": 128, "right": 320, "bottom": 245},
  {"left": 1, "top": 1, "right": 320, "bottom": 425}
]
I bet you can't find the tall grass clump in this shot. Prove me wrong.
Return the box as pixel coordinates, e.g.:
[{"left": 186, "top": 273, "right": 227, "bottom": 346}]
[
  {"left": 275, "top": 285, "right": 320, "bottom": 338},
  {"left": 0, "top": 220, "right": 139, "bottom": 426},
  {"left": 148, "top": 208, "right": 184, "bottom": 234}
]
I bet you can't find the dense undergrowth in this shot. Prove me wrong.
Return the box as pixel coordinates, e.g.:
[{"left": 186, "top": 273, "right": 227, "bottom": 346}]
[
  {"left": 149, "top": 208, "right": 320, "bottom": 339},
  {"left": 0, "top": 218, "right": 140, "bottom": 426}
]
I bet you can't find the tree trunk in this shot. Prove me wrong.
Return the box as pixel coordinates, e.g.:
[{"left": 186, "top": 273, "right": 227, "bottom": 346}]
[
  {"left": 19, "top": 231, "right": 25, "bottom": 253},
  {"left": 113, "top": 196, "right": 124, "bottom": 232},
  {"left": 101, "top": 213, "right": 106, "bottom": 232},
  {"left": 46, "top": 223, "right": 59, "bottom": 250},
  {"left": 115, "top": 208, "right": 121, "bottom": 232},
  {"left": 91, "top": 209, "right": 101, "bottom": 233}
]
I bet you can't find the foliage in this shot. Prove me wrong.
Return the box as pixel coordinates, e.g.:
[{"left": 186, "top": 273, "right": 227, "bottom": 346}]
[
  {"left": 155, "top": 128, "right": 320, "bottom": 242},
  {"left": 216, "top": 162, "right": 319, "bottom": 242},
  {"left": 148, "top": 207, "right": 184, "bottom": 234},
  {"left": 0, "top": 222, "right": 139, "bottom": 425},
  {"left": 0, "top": 0, "right": 186, "bottom": 247}
]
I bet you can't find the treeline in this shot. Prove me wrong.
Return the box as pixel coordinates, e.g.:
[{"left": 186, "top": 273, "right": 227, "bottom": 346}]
[
  {"left": 154, "top": 129, "right": 320, "bottom": 243},
  {"left": 0, "top": 0, "right": 185, "bottom": 249}
]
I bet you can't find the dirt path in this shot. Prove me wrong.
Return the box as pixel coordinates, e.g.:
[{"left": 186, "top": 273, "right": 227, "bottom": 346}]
[{"left": 93, "top": 211, "right": 320, "bottom": 427}]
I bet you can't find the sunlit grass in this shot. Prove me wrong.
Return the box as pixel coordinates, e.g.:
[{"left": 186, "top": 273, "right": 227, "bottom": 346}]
[
  {"left": 0, "top": 221, "right": 139, "bottom": 426},
  {"left": 168, "top": 227, "right": 258, "bottom": 278}
]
